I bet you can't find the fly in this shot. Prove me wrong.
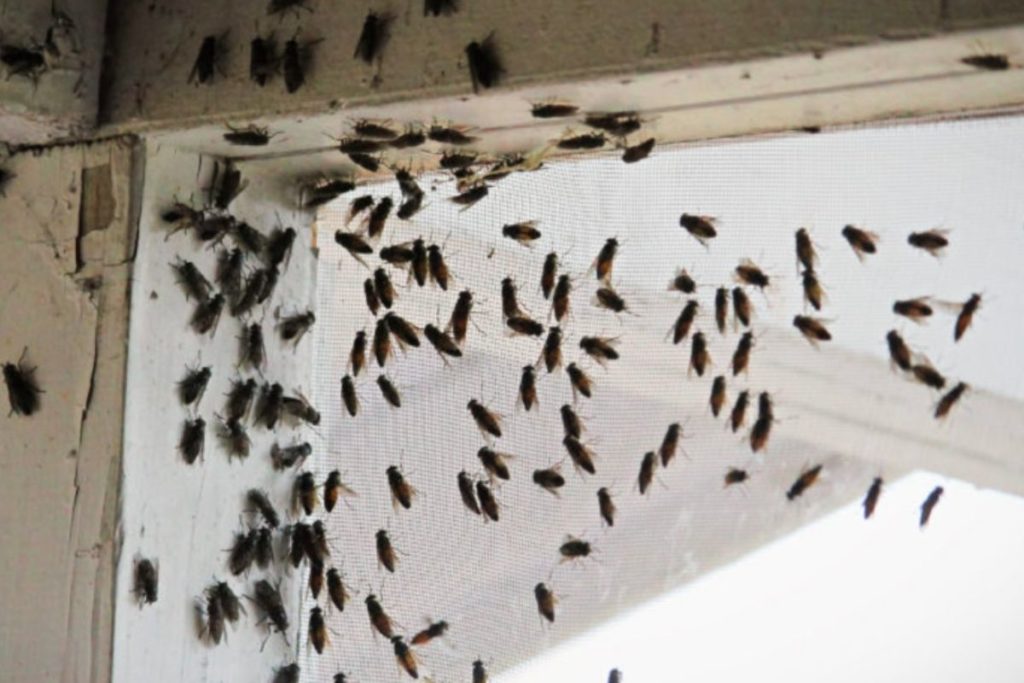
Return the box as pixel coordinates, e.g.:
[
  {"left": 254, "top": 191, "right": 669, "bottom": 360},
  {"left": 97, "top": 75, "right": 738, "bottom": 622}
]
[
  {"left": 374, "top": 319, "right": 392, "bottom": 367},
  {"left": 802, "top": 270, "right": 824, "bottom": 311},
  {"left": 690, "top": 331, "right": 710, "bottom": 376},
  {"left": 566, "top": 362, "right": 593, "bottom": 400},
  {"left": 911, "top": 362, "right": 946, "bottom": 390},
  {"left": 556, "top": 132, "right": 605, "bottom": 150},
  {"left": 134, "top": 557, "right": 159, "bottom": 605},
  {"left": 561, "top": 403, "right": 583, "bottom": 439},
  {"left": 278, "top": 310, "right": 315, "bottom": 346},
  {"left": 735, "top": 259, "right": 770, "bottom": 289},
  {"left": 935, "top": 381, "right": 968, "bottom": 419},
  {"left": 786, "top": 464, "right": 823, "bottom": 500},
  {"left": 862, "top": 477, "right": 883, "bottom": 519},
  {"left": 919, "top": 486, "right": 943, "bottom": 527},
  {"left": 458, "top": 471, "right": 481, "bottom": 515},
  {"left": 907, "top": 229, "right": 949, "bottom": 257},
  {"left": 594, "top": 286, "right": 629, "bottom": 314},
  {"left": 465, "top": 31, "right": 503, "bottom": 92},
  {"left": 622, "top": 137, "right": 656, "bottom": 163},
  {"left": 450, "top": 183, "right": 489, "bottom": 208},
  {"left": 594, "top": 238, "right": 618, "bottom": 282},
  {"left": 714, "top": 287, "right": 728, "bottom": 334},
  {"left": 507, "top": 315, "right": 544, "bottom": 336},
  {"left": 679, "top": 213, "right": 717, "bottom": 246},
  {"left": 954, "top": 293, "right": 981, "bottom": 342},
  {"left": 724, "top": 467, "right": 749, "bottom": 487},
  {"left": 327, "top": 568, "right": 350, "bottom": 612},
  {"left": 540, "top": 326, "right": 562, "bottom": 372},
  {"left": 671, "top": 300, "right": 698, "bottom": 344},
  {"left": 239, "top": 323, "right": 266, "bottom": 371},
  {"left": 534, "top": 583, "right": 557, "bottom": 622},
  {"left": 886, "top": 330, "right": 912, "bottom": 371},
  {"left": 795, "top": 228, "right": 816, "bottom": 271},
  {"left": 428, "top": 124, "right": 478, "bottom": 145},
  {"left": 376, "top": 529, "right": 397, "bottom": 572},
  {"left": 449, "top": 290, "right": 473, "bottom": 345},
  {"left": 364, "top": 278, "right": 381, "bottom": 316},
  {"left": 478, "top": 447, "right": 512, "bottom": 481},
  {"left": 637, "top": 450, "right": 657, "bottom": 494},
  {"left": 4, "top": 348, "right": 42, "bottom": 416},
  {"left": 354, "top": 11, "right": 390, "bottom": 63},
  {"left": 793, "top": 315, "right": 832, "bottom": 345},
  {"left": 531, "top": 101, "right": 579, "bottom": 118},
  {"left": 411, "top": 620, "right": 449, "bottom": 645},
  {"left": 598, "top": 487, "right": 616, "bottom": 526},
  {"left": 893, "top": 297, "right": 933, "bottom": 323},
  {"left": 256, "top": 382, "right": 284, "bottom": 429},
  {"left": 308, "top": 606, "right": 328, "bottom": 653},
  {"left": 584, "top": 111, "right": 642, "bottom": 137},
  {"left": 502, "top": 220, "right": 542, "bottom": 245},
  {"left": 293, "top": 471, "right": 319, "bottom": 516},
  {"left": 224, "top": 124, "right": 275, "bottom": 146},
  {"left": 468, "top": 399, "right": 502, "bottom": 437},
  {"left": 191, "top": 294, "right": 225, "bottom": 336},
  {"left": 411, "top": 239, "right": 428, "bottom": 287},
  {"left": 179, "top": 417, "right": 206, "bottom": 464},
  {"left": 563, "top": 435, "right": 596, "bottom": 475},
  {"left": 188, "top": 35, "right": 220, "bottom": 84},
  {"left": 270, "top": 441, "right": 311, "bottom": 470},
  {"left": 559, "top": 536, "right": 592, "bottom": 561},
  {"left": 427, "top": 244, "right": 450, "bottom": 290},
  {"left": 842, "top": 224, "right": 878, "bottom": 259},
  {"left": 669, "top": 269, "right": 696, "bottom": 294},
  {"left": 391, "top": 127, "right": 427, "bottom": 148},
  {"left": 579, "top": 336, "right": 619, "bottom": 365},
  {"left": 335, "top": 230, "right": 374, "bottom": 266},
  {"left": 533, "top": 466, "right": 565, "bottom": 495},
  {"left": 172, "top": 258, "right": 213, "bottom": 301},
  {"left": 179, "top": 365, "right": 212, "bottom": 407},
  {"left": 424, "top": 324, "right": 462, "bottom": 360},
  {"left": 225, "top": 378, "right": 257, "bottom": 422},
  {"left": 373, "top": 268, "right": 395, "bottom": 309},
  {"left": 377, "top": 375, "right": 402, "bottom": 408},
  {"left": 350, "top": 330, "right": 367, "bottom": 376},
  {"left": 477, "top": 480, "right": 500, "bottom": 521},
  {"left": 730, "top": 390, "right": 749, "bottom": 433},
  {"left": 732, "top": 332, "right": 753, "bottom": 376},
  {"left": 552, "top": 274, "right": 571, "bottom": 322},
  {"left": 519, "top": 365, "right": 538, "bottom": 410},
  {"left": 710, "top": 375, "right": 727, "bottom": 416},
  {"left": 247, "top": 489, "right": 280, "bottom": 528},
  {"left": 385, "top": 312, "right": 420, "bottom": 349},
  {"left": 392, "top": 636, "right": 419, "bottom": 678},
  {"left": 733, "top": 286, "right": 752, "bottom": 327}
]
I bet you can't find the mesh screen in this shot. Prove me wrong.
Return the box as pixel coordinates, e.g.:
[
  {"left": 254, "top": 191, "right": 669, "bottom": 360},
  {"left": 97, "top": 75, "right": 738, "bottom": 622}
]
[{"left": 301, "top": 116, "right": 1024, "bottom": 682}]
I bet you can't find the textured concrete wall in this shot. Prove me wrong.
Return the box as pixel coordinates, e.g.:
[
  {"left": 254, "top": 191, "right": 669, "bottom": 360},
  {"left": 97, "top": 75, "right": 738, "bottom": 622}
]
[
  {"left": 0, "top": 138, "right": 140, "bottom": 683},
  {"left": 96, "top": 0, "right": 1024, "bottom": 132},
  {"left": 0, "top": 0, "right": 108, "bottom": 144}
]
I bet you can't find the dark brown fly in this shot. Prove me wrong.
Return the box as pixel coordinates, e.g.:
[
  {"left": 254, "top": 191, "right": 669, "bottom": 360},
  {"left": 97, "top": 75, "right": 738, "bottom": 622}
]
[
  {"left": 324, "top": 470, "right": 355, "bottom": 512},
  {"left": 502, "top": 220, "right": 542, "bottom": 244},
  {"left": 531, "top": 101, "right": 579, "bottom": 118},
  {"left": 595, "top": 238, "right": 618, "bottom": 282},
  {"left": 580, "top": 336, "right": 619, "bottom": 365},
  {"left": 458, "top": 471, "right": 481, "bottom": 515},
  {"left": 559, "top": 536, "right": 592, "bottom": 561},
  {"left": 566, "top": 363, "right": 593, "bottom": 400},
  {"left": 391, "top": 127, "right": 427, "bottom": 149},
  {"left": 278, "top": 311, "right": 316, "bottom": 346},
  {"left": 638, "top": 451, "right": 657, "bottom": 495},
  {"left": 507, "top": 315, "right": 544, "bottom": 336},
  {"left": 192, "top": 294, "right": 225, "bottom": 336},
  {"left": 326, "top": 568, "right": 349, "bottom": 612},
  {"left": 386, "top": 465, "right": 415, "bottom": 509},
  {"left": 535, "top": 582, "right": 557, "bottom": 622},
  {"left": 303, "top": 177, "right": 356, "bottom": 208},
  {"left": 335, "top": 231, "right": 374, "bottom": 265},
  {"left": 428, "top": 124, "right": 478, "bottom": 145},
  {"left": 219, "top": 417, "right": 252, "bottom": 461},
  {"left": 294, "top": 471, "right": 318, "bottom": 516},
  {"left": 468, "top": 399, "right": 502, "bottom": 437},
  {"left": 383, "top": 313, "right": 419, "bottom": 350},
  {"left": 732, "top": 332, "right": 753, "bottom": 376},
  {"left": 376, "top": 529, "right": 397, "bottom": 572},
  {"left": 557, "top": 132, "right": 605, "bottom": 150},
  {"left": 255, "top": 527, "right": 273, "bottom": 569},
  {"left": 912, "top": 363, "right": 946, "bottom": 390},
  {"left": 724, "top": 467, "right": 749, "bottom": 487},
  {"left": 179, "top": 417, "right": 206, "bottom": 464},
  {"left": 560, "top": 403, "right": 583, "bottom": 440},
  {"left": 210, "top": 581, "right": 243, "bottom": 624},
  {"left": 189, "top": 35, "right": 219, "bottom": 84},
  {"left": 735, "top": 259, "right": 769, "bottom": 289},
  {"left": 411, "top": 239, "right": 428, "bottom": 287},
  {"left": 598, "top": 487, "right": 616, "bottom": 527},
  {"left": 224, "top": 124, "right": 274, "bottom": 146},
  {"left": 659, "top": 423, "right": 681, "bottom": 467},
  {"left": 710, "top": 375, "right": 727, "bottom": 416},
  {"left": 533, "top": 466, "right": 565, "bottom": 495},
  {"left": 962, "top": 54, "right": 1010, "bottom": 70},
  {"left": 374, "top": 319, "right": 392, "bottom": 368},
  {"left": 863, "top": 477, "right": 883, "bottom": 519},
  {"left": 935, "top": 381, "right": 968, "bottom": 419},
  {"left": 672, "top": 300, "right": 698, "bottom": 344},
  {"left": 519, "top": 365, "right": 538, "bottom": 410},
  {"left": 373, "top": 268, "right": 395, "bottom": 310},
  {"left": 411, "top": 620, "right": 449, "bottom": 646},
  {"left": 802, "top": 270, "right": 824, "bottom": 311},
  {"left": 179, "top": 365, "right": 212, "bottom": 407},
  {"left": 793, "top": 315, "right": 832, "bottom": 345},
  {"left": 893, "top": 297, "right": 933, "bottom": 323},
  {"left": 585, "top": 111, "right": 641, "bottom": 137},
  {"left": 690, "top": 331, "right": 710, "bottom": 376},
  {"left": 478, "top": 447, "right": 512, "bottom": 482},
  {"left": 134, "top": 558, "right": 159, "bottom": 605},
  {"left": 886, "top": 330, "right": 912, "bottom": 371},
  {"left": 540, "top": 326, "right": 563, "bottom": 372},
  {"left": 795, "top": 228, "right": 816, "bottom": 271},
  {"left": 426, "top": 244, "right": 450, "bottom": 290},
  {"left": 225, "top": 378, "right": 257, "bottom": 422},
  {"left": 670, "top": 269, "right": 697, "bottom": 294},
  {"left": 216, "top": 248, "right": 244, "bottom": 301},
  {"left": 270, "top": 441, "right": 312, "bottom": 470},
  {"left": 449, "top": 290, "right": 473, "bottom": 345},
  {"left": 920, "top": 486, "right": 943, "bottom": 527},
  {"left": 786, "top": 464, "right": 822, "bottom": 500},
  {"left": 907, "top": 229, "right": 948, "bottom": 257},
  {"left": 240, "top": 323, "right": 266, "bottom": 371},
  {"left": 339, "top": 374, "right": 359, "bottom": 418},
  {"left": 362, "top": 592, "right": 392, "bottom": 637},
  {"left": 563, "top": 435, "right": 596, "bottom": 475},
  {"left": 714, "top": 287, "right": 728, "bottom": 334},
  {"left": 392, "top": 636, "right": 419, "bottom": 678},
  {"left": 308, "top": 605, "right": 328, "bottom": 654},
  {"left": 247, "top": 489, "right": 280, "bottom": 528},
  {"left": 228, "top": 529, "right": 259, "bottom": 576},
  {"left": 354, "top": 9, "right": 390, "bottom": 62},
  {"left": 172, "top": 258, "right": 213, "bottom": 301},
  {"left": 349, "top": 330, "right": 367, "bottom": 377},
  {"left": 251, "top": 579, "right": 289, "bottom": 636},
  {"left": 954, "top": 293, "right": 981, "bottom": 342},
  {"left": 680, "top": 213, "right": 717, "bottom": 246},
  {"left": 377, "top": 375, "right": 402, "bottom": 407},
  {"left": 465, "top": 31, "right": 503, "bottom": 92},
  {"left": 730, "top": 390, "right": 750, "bottom": 433},
  {"left": 203, "top": 592, "right": 225, "bottom": 644},
  {"left": 622, "top": 137, "right": 656, "bottom": 163},
  {"left": 552, "top": 274, "right": 571, "bottom": 322},
  {"left": 450, "top": 183, "right": 489, "bottom": 209},
  {"left": 440, "top": 150, "right": 477, "bottom": 170},
  {"left": 256, "top": 382, "right": 284, "bottom": 429},
  {"left": 842, "top": 225, "right": 878, "bottom": 259},
  {"left": 282, "top": 392, "right": 319, "bottom": 426},
  {"left": 348, "top": 195, "right": 375, "bottom": 225},
  {"left": 595, "top": 286, "right": 629, "bottom": 314},
  {"left": 477, "top": 480, "right": 500, "bottom": 521},
  {"left": 366, "top": 197, "right": 393, "bottom": 239}
]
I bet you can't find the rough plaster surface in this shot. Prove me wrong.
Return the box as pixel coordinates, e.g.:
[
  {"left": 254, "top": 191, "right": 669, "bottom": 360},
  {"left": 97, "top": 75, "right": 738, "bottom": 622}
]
[
  {"left": 0, "top": 0, "right": 109, "bottom": 144},
  {"left": 0, "top": 137, "right": 138, "bottom": 682},
  {"left": 97, "top": 0, "right": 1024, "bottom": 131}
]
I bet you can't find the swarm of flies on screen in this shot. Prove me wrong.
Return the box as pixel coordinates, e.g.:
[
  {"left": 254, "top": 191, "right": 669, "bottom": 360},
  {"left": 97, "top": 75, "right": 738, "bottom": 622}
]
[{"left": 0, "top": 6, "right": 989, "bottom": 681}]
